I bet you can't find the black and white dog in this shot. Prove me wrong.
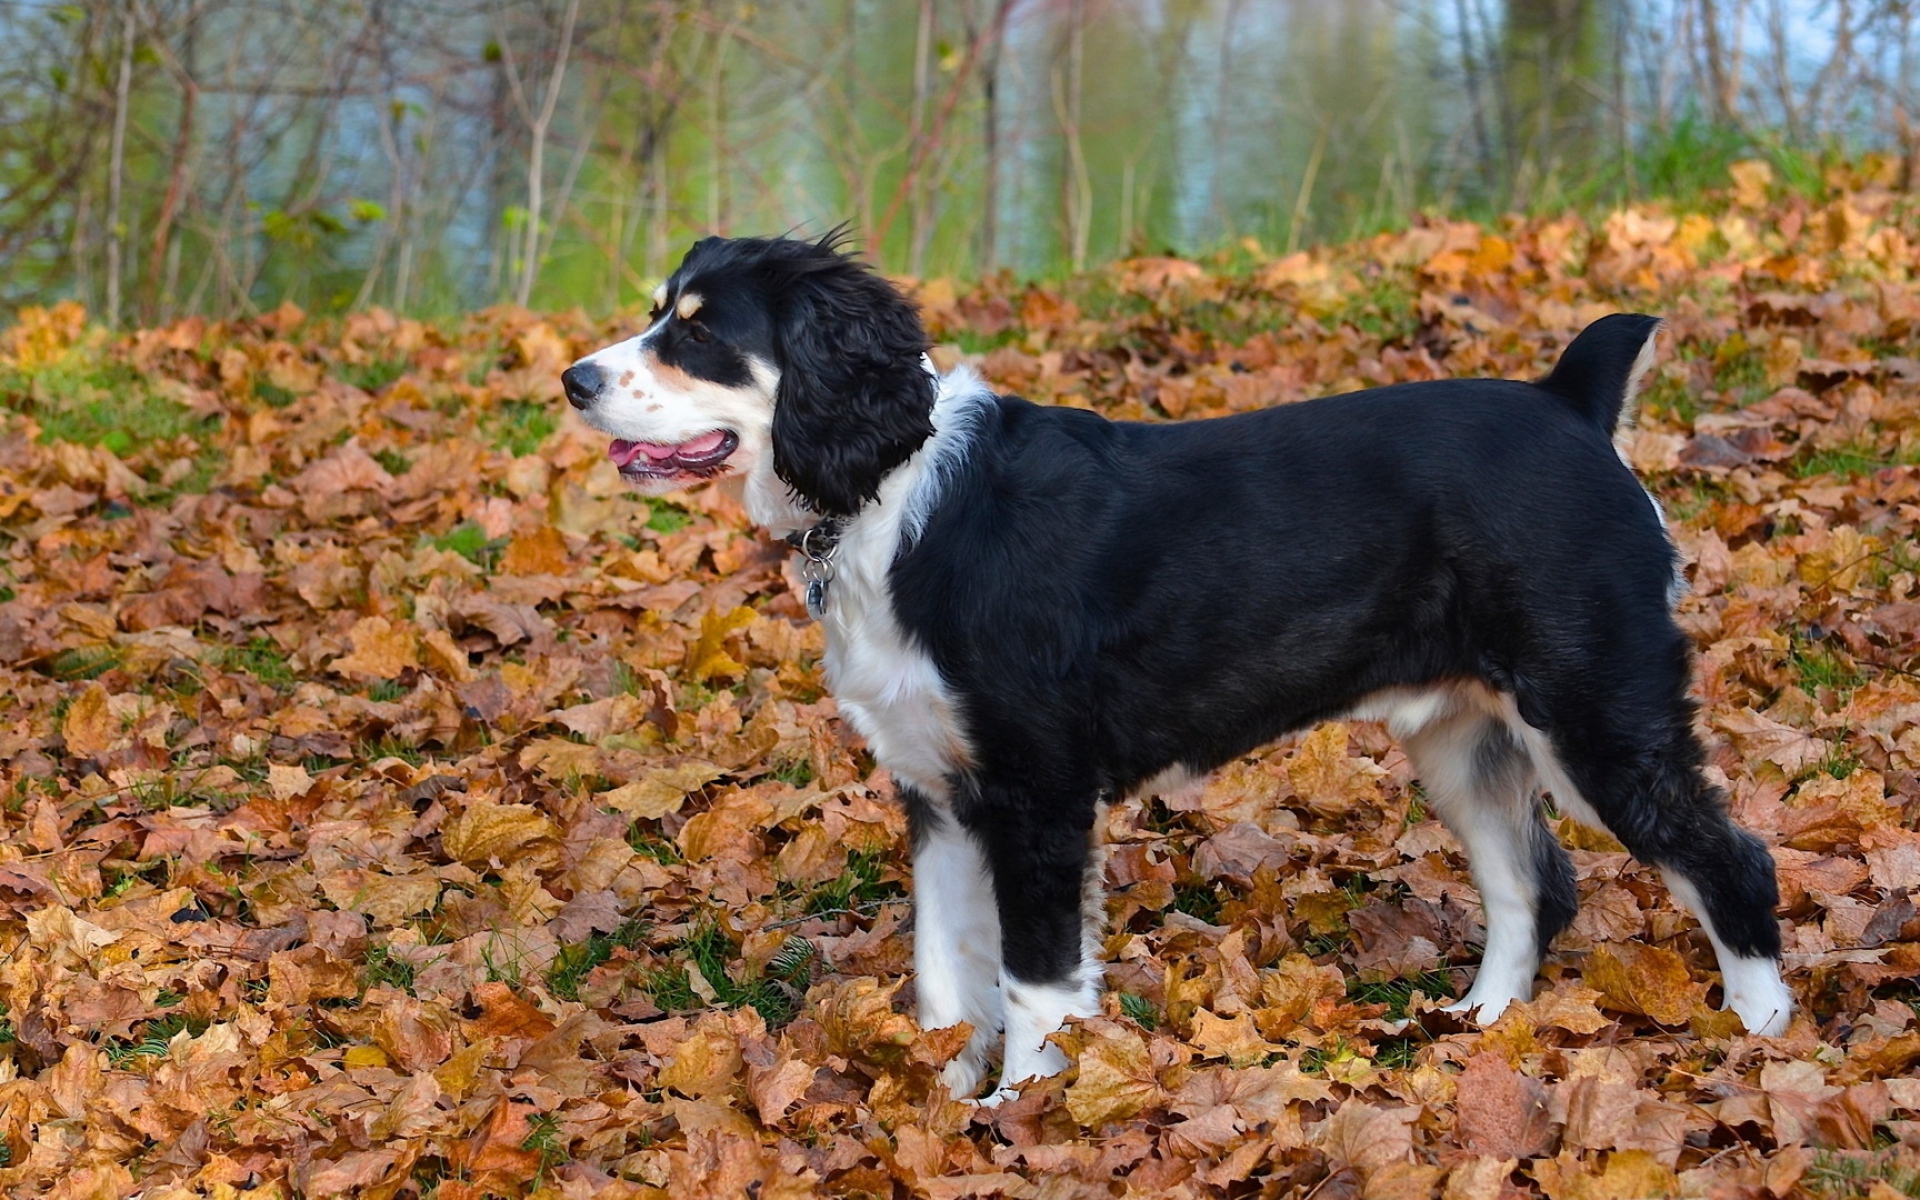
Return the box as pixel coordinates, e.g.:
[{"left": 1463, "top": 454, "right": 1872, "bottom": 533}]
[{"left": 563, "top": 232, "right": 1792, "bottom": 1101}]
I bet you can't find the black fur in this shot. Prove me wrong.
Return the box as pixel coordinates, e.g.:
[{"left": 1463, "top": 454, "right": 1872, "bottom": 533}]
[
  {"left": 1536, "top": 312, "right": 1660, "bottom": 430},
  {"left": 611, "top": 235, "right": 1784, "bottom": 1014},
  {"left": 664, "top": 230, "right": 937, "bottom": 516},
  {"left": 877, "top": 317, "right": 1782, "bottom": 983}
]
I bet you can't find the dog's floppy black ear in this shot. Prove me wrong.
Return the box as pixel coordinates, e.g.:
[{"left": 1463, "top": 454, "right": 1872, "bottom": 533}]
[{"left": 768, "top": 233, "right": 936, "bottom": 517}]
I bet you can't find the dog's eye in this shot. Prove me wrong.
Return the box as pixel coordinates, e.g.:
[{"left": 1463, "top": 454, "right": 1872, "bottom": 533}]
[
  {"left": 687, "top": 321, "right": 712, "bottom": 344},
  {"left": 647, "top": 302, "right": 665, "bottom": 323}
]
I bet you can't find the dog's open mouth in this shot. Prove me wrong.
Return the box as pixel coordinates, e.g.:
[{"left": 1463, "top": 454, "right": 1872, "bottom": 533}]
[{"left": 607, "top": 429, "right": 740, "bottom": 482}]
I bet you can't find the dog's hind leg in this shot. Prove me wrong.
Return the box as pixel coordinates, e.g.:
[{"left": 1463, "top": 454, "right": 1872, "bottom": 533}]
[
  {"left": 906, "top": 792, "right": 1005, "bottom": 1099},
  {"left": 1401, "top": 698, "right": 1576, "bottom": 1023},
  {"left": 1508, "top": 605, "right": 1792, "bottom": 1036},
  {"left": 970, "top": 787, "right": 1104, "bottom": 1103},
  {"left": 1520, "top": 697, "right": 1791, "bottom": 1036}
]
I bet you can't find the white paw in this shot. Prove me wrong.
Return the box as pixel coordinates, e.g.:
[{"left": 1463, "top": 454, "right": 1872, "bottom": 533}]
[
  {"left": 1441, "top": 984, "right": 1525, "bottom": 1025},
  {"left": 940, "top": 1054, "right": 987, "bottom": 1101},
  {"left": 1722, "top": 960, "right": 1793, "bottom": 1036}
]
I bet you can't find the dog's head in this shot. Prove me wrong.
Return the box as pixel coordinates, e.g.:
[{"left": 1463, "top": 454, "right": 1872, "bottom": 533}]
[{"left": 562, "top": 231, "right": 936, "bottom": 521}]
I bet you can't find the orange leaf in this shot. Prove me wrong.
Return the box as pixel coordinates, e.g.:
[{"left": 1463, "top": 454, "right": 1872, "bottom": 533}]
[
  {"left": 1585, "top": 943, "right": 1703, "bottom": 1025},
  {"left": 500, "top": 524, "right": 570, "bottom": 575}
]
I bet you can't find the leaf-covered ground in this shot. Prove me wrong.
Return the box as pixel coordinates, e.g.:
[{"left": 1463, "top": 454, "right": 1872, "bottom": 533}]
[{"left": 2, "top": 157, "right": 1920, "bottom": 1200}]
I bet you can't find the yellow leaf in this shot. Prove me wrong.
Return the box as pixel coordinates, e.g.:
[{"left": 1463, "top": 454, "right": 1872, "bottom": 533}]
[
  {"left": 1526, "top": 983, "right": 1613, "bottom": 1035},
  {"left": 62, "top": 680, "right": 117, "bottom": 757},
  {"left": 1470, "top": 235, "right": 1514, "bottom": 276},
  {"left": 421, "top": 627, "right": 476, "bottom": 683},
  {"left": 26, "top": 905, "right": 121, "bottom": 970},
  {"left": 1287, "top": 723, "right": 1384, "bottom": 816},
  {"left": 1188, "top": 1008, "right": 1281, "bottom": 1068},
  {"left": 344, "top": 1044, "right": 392, "bottom": 1069},
  {"left": 812, "top": 977, "right": 917, "bottom": 1064},
  {"left": 598, "top": 761, "right": 727, "bottom": 821},
  {"left": 1729, "top": 158, "right": 1774, "bottom": 208},
  {"left": 1065, "top": 1026, "right": 1162, "bottom": 1126},
  {"left": 657, "top": 1012, "right": 745, "bottom": 1100},
  {"left": 685, "top": 605, "right": 754, "bottom": 683},
  {"left": 331, "top": 616, "right": 420, "bottom": 681},
  {"left": 440, "top": 799, "right": 560, "bottom": 867}
]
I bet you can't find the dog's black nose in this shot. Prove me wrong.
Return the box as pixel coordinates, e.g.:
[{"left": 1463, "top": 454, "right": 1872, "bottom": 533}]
[{"left": 562, "top": 363, "right": 605, "bottom": 409}]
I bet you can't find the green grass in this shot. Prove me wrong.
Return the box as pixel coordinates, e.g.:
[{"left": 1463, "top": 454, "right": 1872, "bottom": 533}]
[
  {"left": 546, "top": 918, "right": 648, "bottom": 1002},
  {"left": 1347, "top": 968, "right": 1455, "bottom": 1021},
  {"left": 1170, "top": 881, "right": 1225, "bottom": 924},
  {"left": 1321, "top": 273, "right": 1421, "bottom": 345},
  {"left": 103, "top": 1012, "right": 211, "bottom": 1066},
  {"left": 1371, "top": 1036, "right": 1421, "bottom": 1070},
  {"left": 1641, "top": 370, "right": 1700, "bottom": 426},
  {"left": 521, "top": 1112, "right": 569, "bottom": 1189},
  {"left": 253, "top": 379, "right": 300, "bottom": 408},
  {"left": 1712, "top": 345, "right": 1773, "bottom": 406},
  {"left": 359, "top": 734, "right": 424, "bottom": 766},
  {"left": 1803, "top": 1148, "right": 1920, "bottom": 1199},
  {"left": 1299, "top": 931, "right": 1347, "bottom": 957},
  {"left": 1794, "top": 439, "right": 1920, "bottom": 480},
  {"left": 482, "top": 398, "right": 559, "bottom": 457},
  {"left": 363, "top": 945, "right": 419, "bottom": 995},
  {"left": 802, "top": 850, "right": 901, "bottom": 917},
  {"left": 4, "top": 359, "right": 218, "bottom": 452},
  {"left": 46, "top": 645, "right": 122, "bottom": 681},
  {"left": 218, "top": 637, "right": 297, "bottom": 688},
  {"left": 646, "top": 503, "right": 694, "bottom": 535},
  {"left": 364, "top": 680, "right": 409, "bottom": 704},
  {"left": 627, "top": 827, "right": 684, "bottom": 865},
  {"left": 1789, "top": 635, "right": 1869, "bottom": 699},
  {"left": 429, "top": 521, "right": 507, "bottom": 569},
  {"left": 638, "top": 923, "right": 816, "bottom": 1028},
  {"left": 337, "top": 356, "right": 409, "bottom": 395},
  {"left": 1118, "top": 991, "right": 1158, "bottom": 1031}
]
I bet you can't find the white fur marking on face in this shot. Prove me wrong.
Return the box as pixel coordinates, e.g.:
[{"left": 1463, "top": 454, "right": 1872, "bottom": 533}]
[
  {"left": 676, "top": 292, "right": 703, "bottom": 321},
  {"left": 569, "top": 325, "right": 783, "bottom": 505},
  {"left": 913, "top": 816, "right": 1004, "bottom": 1099},
  {"left": 651, "top": 282, "right": 667, "bottom": 311},
  {"left": 1662, "top": 870, "right": 1792, "bottom": 1035}
]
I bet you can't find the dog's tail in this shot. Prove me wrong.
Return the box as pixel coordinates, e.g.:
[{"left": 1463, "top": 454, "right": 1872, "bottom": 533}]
[{"left": 1534, "top": 313, "right": 1664, "bottom": 432}]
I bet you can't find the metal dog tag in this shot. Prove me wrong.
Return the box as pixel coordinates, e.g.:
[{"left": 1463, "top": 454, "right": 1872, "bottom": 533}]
[{"left": 805, "top": 577, "right": 828, "bottom": 620}]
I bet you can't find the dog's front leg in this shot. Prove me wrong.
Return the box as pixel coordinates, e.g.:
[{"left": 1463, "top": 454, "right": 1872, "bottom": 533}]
[
  {"left": 906, "top": 792, "right": 1004, "bottom": 1098},
  {"left": 974, "top": 790, "right": 1104, "bottom": 1104}
]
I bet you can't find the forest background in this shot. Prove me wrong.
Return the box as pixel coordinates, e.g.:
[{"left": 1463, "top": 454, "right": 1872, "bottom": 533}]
[{"left": 5, "top": 0, "right": 1920, "bottom": 321}]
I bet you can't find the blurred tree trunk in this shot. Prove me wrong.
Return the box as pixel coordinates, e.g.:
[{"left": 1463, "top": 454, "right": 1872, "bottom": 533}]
[{"left": 106, "top": 4, "right": 136, "bottom": 327}]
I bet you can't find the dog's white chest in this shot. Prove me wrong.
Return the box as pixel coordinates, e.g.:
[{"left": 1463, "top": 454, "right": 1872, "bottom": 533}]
[
  {"left": 803, "top": 370, "right": 988, "bottom": 803},
  {"left": 821, "top": 567, "right": 968, "bottom": 802}
]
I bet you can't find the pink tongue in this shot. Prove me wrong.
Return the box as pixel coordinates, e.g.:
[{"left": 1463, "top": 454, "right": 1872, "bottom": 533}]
[
  {"left": 608, "top": 431, "right": 729, "bottom": 468},
  {"left": 678, "top": 430, "right": 728, "bottom": 456}
]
